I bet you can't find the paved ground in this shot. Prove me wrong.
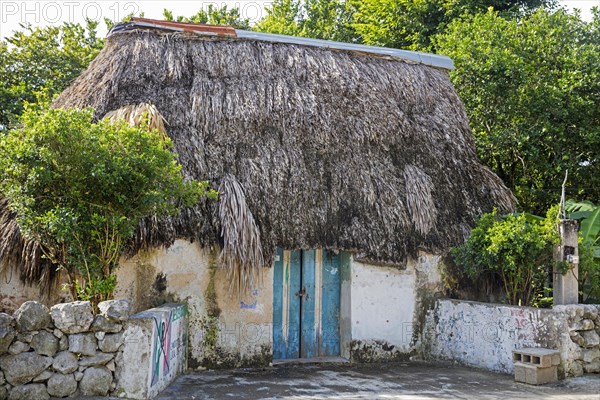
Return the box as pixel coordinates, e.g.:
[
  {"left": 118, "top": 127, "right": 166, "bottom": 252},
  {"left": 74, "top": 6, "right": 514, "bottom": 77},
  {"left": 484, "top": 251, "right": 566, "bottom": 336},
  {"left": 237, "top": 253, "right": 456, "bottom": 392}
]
[{"left": 154, "top": 361, "right": 600, "bottom": 400}]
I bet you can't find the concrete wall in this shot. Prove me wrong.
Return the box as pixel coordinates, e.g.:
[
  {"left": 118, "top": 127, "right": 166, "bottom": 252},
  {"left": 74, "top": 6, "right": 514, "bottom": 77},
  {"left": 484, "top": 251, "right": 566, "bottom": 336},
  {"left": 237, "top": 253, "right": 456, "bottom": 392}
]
[
  {"left": 117, "top": 303, "right": 187, "bottom": 399},
  {"left": 424, "top": 299, "right": 600, "bottom": 377},
  {"left": 346, "top": 253, "right": 443, "bottom": 361},
  {"left": 116, "top": 240, "right": 273, "bottom": 369}
]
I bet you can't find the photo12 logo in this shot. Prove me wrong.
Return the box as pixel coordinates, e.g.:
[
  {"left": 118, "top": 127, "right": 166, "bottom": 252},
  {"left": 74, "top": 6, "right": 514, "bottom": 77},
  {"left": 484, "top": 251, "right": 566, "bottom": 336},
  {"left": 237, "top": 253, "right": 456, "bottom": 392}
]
[{"left": 0, "top": 1, "right": 141, "bottom": 35}]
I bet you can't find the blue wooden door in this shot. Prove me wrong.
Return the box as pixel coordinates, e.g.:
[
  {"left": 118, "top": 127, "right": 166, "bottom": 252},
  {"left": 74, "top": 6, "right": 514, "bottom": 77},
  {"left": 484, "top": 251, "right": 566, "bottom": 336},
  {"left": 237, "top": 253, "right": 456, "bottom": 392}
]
[
  {"left": 273, "top": 249, "right": 301, "bottom": 359},
  {"left": 320, "top": 251, "right": 341, "bottom": 356},
  {"left": 273, "top": 249, "right": 341, "bottom": 360},
  {"left": 300, "top": 250, "right": 317, "bottom": 358}
]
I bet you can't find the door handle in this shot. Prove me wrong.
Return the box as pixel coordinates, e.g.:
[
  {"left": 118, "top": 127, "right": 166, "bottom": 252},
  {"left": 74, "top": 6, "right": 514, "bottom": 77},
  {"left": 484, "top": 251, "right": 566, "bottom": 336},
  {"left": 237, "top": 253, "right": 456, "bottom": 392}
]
[{"left": 296, "top": 288, "right": 309, "bottom": 301}]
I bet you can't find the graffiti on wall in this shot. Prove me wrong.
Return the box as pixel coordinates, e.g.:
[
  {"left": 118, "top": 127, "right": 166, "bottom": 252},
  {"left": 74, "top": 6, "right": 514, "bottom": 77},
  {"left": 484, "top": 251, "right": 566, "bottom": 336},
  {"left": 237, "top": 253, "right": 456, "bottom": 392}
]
[
  {"left": 240, "top": 289, "right": 260, "bottom": 310},
  {"left": 150, "top": 305, "right": 186, "bottom": 387}
]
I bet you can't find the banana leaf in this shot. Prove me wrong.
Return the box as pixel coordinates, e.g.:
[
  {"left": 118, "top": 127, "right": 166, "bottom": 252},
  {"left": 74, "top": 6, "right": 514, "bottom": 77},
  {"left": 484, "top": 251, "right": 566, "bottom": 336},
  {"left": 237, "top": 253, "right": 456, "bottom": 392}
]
[
  {"left": 580, "top": 207, "right": 600, "bottom": 245},
  {"left": 568, "top": 211, "right": 592, "bottom": 220}
]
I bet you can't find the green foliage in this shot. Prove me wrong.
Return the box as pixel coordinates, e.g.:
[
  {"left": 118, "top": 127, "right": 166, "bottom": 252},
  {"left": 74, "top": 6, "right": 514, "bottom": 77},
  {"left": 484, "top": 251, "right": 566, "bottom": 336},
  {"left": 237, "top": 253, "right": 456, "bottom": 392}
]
[
  {"left": 0, "top": 21, "right": 103, "bottom": 128},
  {"left": 74, "top": 275, "right": 117, "bottom": 303},
  {"left": 254, "top": 0, "right": 359, "bottom": 42},
  {"left": 351, "top": 0, "right": 451, "bottom": 50},
  {"left": 0, "top": 107, "right": 217, "bottom": 305},
  {"left": 435, "top": 9, "right": 600, "bottom": 213},
  {"left": 256, "top": 0, "right": 554, "bottom": 51},
  {"left": 163, "top": 6, "right": 250, "bottom": 30},
  {"left": 254, "top": 0, "right": 304, "bottom": 36},
  {"left": 578, "top": 239, "right": 600, "bottom": 303},
  {"left": 452, "top": 207, "right": 560, "bottom": 306},
  {"left": 566, "top": 199, "right": 600, "bottom": 302}
]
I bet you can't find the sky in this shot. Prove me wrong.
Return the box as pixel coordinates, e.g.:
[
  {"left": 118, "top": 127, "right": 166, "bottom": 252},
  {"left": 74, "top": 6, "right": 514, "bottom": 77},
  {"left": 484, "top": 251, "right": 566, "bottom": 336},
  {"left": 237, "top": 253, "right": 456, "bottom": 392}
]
[{"left": 0, "top": 0, "right": 598, "bottom": 39}]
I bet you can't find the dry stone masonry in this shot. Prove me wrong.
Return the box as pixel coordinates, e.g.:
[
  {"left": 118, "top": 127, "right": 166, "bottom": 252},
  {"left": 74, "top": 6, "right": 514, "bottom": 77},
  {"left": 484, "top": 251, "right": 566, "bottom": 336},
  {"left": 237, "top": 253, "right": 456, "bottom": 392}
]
[
  {"left": 0, "top": 299, "right": 131, "bottom": 400},
  {"left": 556, "top": 304, "right": 600, "bottom": 375}
]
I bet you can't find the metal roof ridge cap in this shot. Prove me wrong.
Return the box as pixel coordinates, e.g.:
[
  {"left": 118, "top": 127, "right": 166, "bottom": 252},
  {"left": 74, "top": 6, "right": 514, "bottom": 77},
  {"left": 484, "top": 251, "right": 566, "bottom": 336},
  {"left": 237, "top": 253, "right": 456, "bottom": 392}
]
[
  {"left": 129, "top": 17, "right": 237, "bottom": 37},
  {"left": 235, "top": 30, "right": 453, "bottom": 70}
]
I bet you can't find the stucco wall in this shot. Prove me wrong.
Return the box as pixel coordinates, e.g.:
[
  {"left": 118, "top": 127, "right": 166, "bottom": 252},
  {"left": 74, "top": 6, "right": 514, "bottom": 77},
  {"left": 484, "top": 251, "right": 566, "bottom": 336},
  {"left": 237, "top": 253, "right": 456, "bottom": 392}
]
[
  {"left": 116, "top": 240, "right": 273, "bottom": 369},
  {"left": 347, "top": 254, "right": 443, "bottom": 361},
  {"left": 116, "top": 243, "right": 444, "bottom": 365},
  {"left": 0, "top": 267, "right": 70, "bottom": 314},
  {"left": 424, "top": 299, "right": 600, "bottom": 377}
]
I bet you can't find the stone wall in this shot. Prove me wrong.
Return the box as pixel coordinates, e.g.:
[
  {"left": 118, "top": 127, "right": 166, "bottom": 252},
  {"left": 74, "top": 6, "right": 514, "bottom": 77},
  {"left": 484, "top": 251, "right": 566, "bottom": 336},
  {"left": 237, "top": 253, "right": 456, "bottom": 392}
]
[
  {"left": 0, "top": 299, "right": 131, "bottom": 400},
  {"left": 423, "top": 299, "right": 600, "bottom": 378}
]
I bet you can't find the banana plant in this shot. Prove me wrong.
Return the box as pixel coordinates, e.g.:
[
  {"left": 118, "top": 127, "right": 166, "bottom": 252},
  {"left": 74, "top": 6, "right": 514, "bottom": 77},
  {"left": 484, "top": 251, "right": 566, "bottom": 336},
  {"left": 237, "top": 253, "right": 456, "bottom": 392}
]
[
  {"left": 565, "top": 200, "right": 600, "bottom": 302},
  {"left": 566, "top": 200, "right": 600, "bottom": 254}
]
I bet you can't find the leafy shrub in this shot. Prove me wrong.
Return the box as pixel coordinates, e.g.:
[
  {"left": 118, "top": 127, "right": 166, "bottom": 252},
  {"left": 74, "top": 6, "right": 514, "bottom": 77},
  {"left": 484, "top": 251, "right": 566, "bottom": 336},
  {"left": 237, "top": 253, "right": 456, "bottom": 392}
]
[
  {"left": 0, "top": 106, "right": 217, "bottom": 306},
  {"left": 452, "top": 208, "right": 559, "bottom": 306}
]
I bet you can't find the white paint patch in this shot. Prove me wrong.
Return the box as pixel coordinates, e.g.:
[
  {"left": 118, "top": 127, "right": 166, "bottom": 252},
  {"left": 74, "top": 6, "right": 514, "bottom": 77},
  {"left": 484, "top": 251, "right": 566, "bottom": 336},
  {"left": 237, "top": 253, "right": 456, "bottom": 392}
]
[
  {"left": 282, "top": 250, "right": 290, "bottom": 347},
  {"left": 314, "top": 250, "right": 323, "bottom": 344},
  {"left": 351, "top": 261, "right": 416, "bottom": 350}
]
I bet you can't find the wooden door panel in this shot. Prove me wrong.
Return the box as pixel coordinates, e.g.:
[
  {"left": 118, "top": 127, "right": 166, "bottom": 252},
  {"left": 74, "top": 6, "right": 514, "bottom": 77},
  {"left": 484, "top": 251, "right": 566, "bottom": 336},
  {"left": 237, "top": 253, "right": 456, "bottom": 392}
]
[{"left": 320, "top": 250, "right": 341, "bottom": 357}]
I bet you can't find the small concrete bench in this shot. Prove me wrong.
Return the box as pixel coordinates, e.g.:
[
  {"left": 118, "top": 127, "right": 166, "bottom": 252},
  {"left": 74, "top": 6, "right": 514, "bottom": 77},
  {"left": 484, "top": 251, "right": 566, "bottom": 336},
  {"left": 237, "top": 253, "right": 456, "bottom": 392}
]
[{"left": 512, "top": 348, "right": 560, "bottom": 385}]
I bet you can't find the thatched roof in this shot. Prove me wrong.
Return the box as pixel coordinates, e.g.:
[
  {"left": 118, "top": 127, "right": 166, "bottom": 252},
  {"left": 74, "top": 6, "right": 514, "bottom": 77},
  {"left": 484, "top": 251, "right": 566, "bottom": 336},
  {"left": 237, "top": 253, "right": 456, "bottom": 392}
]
[{"left": 1, "top": 26, "right": 515, "bottom": 289}]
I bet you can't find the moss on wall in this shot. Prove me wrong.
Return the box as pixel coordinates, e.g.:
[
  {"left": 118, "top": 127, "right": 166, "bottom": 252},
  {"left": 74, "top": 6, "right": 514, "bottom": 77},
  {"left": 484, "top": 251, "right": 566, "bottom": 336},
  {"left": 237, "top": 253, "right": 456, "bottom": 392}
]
[
  {"left": 201, "top": 251, "right": 222, "bottom": 351},
  {"left": 201, "top": 344, "right": 272, "bottom": 370},
  {"left": 349, "top": 340, "right": 414, "bottom": 363}
]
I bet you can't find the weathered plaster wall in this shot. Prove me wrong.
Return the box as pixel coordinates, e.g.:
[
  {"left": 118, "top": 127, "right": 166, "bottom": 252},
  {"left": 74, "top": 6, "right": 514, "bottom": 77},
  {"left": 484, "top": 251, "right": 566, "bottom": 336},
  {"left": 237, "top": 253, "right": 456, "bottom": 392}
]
[
  {"left": 116, "top": 240, "right": 273, "bottom": 369},
  {"left": 424, "top": 299, "right": 600, "bottom": 377},
  {"left": 347, "top": 253, "right": 443, "bottom": 361},
  {"left": 208, "top": 263, "right": 273, "bottom": 367},
  {"left": 0, "top": 267, "right": 70, "bottom": 314}
]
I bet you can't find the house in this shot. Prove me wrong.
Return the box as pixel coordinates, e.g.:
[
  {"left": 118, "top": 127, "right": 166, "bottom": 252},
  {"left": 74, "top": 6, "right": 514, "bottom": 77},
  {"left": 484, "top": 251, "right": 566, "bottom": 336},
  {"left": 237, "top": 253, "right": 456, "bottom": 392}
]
[{"left": 0, "top": 18, "right": 515, "bottom": 367}]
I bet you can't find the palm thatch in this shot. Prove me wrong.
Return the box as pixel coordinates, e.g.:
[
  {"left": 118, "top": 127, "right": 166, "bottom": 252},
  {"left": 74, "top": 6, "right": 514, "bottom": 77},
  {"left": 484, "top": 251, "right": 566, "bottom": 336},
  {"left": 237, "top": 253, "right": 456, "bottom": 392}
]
[
  {"left": 0, "top": 198, "right": 58, "bottom": 290},
  {"left": 103, "top": 102, "right": 168, "bottom": 134},
  {"left": 218, "top": 174, "right": 264, "bottom": 292},
  {"left": 1, "top": 28, "right": 515, "bottom": 290}
]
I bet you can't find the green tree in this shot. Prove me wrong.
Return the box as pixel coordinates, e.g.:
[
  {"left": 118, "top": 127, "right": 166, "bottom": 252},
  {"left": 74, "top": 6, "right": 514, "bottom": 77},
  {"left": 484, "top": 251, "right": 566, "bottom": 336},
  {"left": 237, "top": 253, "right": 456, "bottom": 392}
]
[
  {"left": 254, "top": 0, "right": 303, "bottom": 36},
  {"left": 452, "top": 208, "right": 560, "bottom": 306},
  {"left": 256, "top": 0, "right": 555, "bottom": 50},
  {"left": 350, "top": 0, "right": 449, "bottom": 50},
  {"left": 435, "top": 9, "right": 600, "bottom": 213},
  {"left": 352, "top": 0, "right": 556, "bottom": 51},
  {"left": 163, "top": 6, "right": 251, "bottom": 30},
  {"left": 0, "top": 106, "right": 216, "bottom": 306},
  {"left": 255, "top": 0, "right": 359, "bottom": 42},
  {"left": 0, "top": 21, "right": 103, "bottom": 128}
]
